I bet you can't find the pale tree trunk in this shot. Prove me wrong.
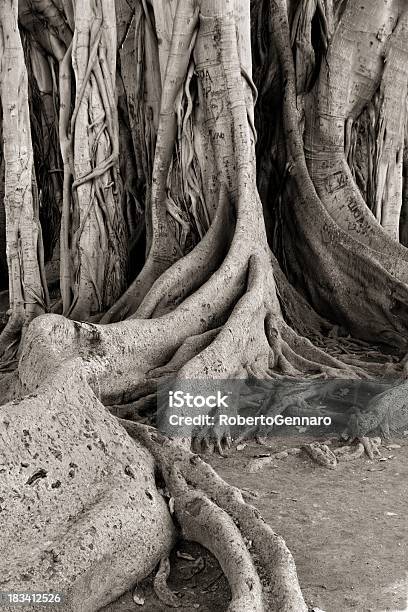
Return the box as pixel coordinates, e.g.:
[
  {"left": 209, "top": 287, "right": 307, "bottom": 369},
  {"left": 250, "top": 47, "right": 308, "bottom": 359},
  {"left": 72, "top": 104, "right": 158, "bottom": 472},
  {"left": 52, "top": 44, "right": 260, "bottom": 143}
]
[
  {"left": 0, "top": 0, "right": 48, "bottom": 361},
  {"left": 372, "top": 10, "right": 408, "bottom": 236},
  {"left": 118, "top": 0, "right": 160, "bottom": 219},
  {"left": 67, "top": 0, "right": 127, "bottom": 319},
  {"left": 26, "top": 36, "right": 64, "bottom": 261},
  {"left": 304, "top": 0, "right": 408, "bottom": 258},
  {"left": 0, "top": 124, "right": 6, "bottom": 288},
  {"left": 344, "top": 6, "right": 408, "bottom": 239}
]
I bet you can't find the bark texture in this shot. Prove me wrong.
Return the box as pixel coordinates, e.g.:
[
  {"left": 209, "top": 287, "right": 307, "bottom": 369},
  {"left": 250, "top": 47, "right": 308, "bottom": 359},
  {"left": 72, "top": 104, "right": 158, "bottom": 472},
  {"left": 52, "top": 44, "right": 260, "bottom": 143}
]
[
  {"left": 0, "top": 360, "right": 174, "bottom": 612},
  {"left": 1, "top": 0, "right": 408, "bottom": 610},
  {"left": 0, "top": 0, "right": 47, "bottom": 361}
]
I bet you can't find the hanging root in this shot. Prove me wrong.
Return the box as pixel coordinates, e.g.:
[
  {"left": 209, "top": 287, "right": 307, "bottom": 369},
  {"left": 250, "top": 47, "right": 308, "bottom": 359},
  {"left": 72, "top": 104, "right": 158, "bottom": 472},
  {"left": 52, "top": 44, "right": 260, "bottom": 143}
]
[
  {"left": 302, "top": 441, "right": 338, "bottom": 469},
  {"left": 0, "top": 1, "right": 47, "bottom": 361},
  {"left": 102, "top": 1, "right": 200, "bottom": 323}
]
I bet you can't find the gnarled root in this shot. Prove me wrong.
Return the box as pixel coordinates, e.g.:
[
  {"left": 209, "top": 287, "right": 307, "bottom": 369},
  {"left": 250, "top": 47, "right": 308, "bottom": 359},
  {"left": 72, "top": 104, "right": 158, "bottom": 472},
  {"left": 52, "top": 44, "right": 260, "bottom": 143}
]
[
  {"left": 167, "top": 467, "right": 264, "bottom": 612},
  {"left": 0, "top": 361, "right": 175, "bottom": 612},
  {"left": 302, "top": 441, "right": 338, "bottom": 469},
  {"left": 0, "top": 344, "right": 308, "bottom": 611},
  {"left": 123, "top": 420, "right": 308, "bottom": 612}
]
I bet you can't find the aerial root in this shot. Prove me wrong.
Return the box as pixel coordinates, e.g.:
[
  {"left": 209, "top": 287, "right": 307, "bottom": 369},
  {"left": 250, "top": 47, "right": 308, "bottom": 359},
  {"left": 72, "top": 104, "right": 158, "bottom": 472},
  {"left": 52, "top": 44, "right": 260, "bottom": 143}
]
[
  {"left": 306, "top": 436, "right": 382, "bottom": 463},
  {"left": 280, "top": 324, "right": 364, "bottom": 376}
]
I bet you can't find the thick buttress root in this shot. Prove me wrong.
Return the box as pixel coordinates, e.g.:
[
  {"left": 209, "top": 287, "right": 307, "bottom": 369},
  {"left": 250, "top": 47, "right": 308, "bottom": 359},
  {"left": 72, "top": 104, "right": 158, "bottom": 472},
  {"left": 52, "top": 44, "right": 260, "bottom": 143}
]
[{"left": 0, "top": 347, "right": 307, "bottom": 611}]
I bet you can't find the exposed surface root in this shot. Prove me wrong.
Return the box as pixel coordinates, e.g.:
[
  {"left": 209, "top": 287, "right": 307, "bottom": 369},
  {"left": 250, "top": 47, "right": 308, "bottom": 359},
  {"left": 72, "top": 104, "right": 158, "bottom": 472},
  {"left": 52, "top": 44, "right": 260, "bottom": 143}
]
[
  {"left": 153, "top": 557, "right": 180, "bottom": 608},
  {"left": 302, "top": 441, "right": 338, "bottom": 469},
  {"left": 0, "top": 342, "right": 309, "bottom": 612},
  {"left": 123, "top": 420, "right": 308, "bottom": 611},
  {"left": 101, "top": 1, "right": 200, "bottom": 323},
  {"left": 244, "top": 436, "right": 385, "bottom": 473},
  {"left": 167, "top": 467, "right": 265, "bottom": 612}
]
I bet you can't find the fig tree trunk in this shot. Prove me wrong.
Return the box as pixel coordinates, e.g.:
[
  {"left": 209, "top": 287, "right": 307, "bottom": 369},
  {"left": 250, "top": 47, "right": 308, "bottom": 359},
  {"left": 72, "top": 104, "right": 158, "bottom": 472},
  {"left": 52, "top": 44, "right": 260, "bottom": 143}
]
[{"left": 0, "top": 0, "right": 48, "bottom": 363}]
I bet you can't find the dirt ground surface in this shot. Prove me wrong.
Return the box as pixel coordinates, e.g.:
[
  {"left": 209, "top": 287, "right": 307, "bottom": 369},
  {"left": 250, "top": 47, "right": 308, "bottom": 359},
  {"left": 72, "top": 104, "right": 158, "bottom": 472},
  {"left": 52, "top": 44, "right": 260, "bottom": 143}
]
[
  {"left": 210, "top": 435, "right": 408, "bottom": 612},
  {"left": 107, "top": 434, "right": 408, "bottom": 612}
]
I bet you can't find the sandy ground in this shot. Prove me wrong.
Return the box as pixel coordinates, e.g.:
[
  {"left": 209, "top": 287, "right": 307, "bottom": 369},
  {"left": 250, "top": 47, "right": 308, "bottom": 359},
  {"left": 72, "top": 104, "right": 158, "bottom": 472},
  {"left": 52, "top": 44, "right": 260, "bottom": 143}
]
[
  {"left": 107, "top": 434, "right": 408, "bottom": 612},
  {"left": 211, "top": 435, "right": 408, "bottom": 612}
]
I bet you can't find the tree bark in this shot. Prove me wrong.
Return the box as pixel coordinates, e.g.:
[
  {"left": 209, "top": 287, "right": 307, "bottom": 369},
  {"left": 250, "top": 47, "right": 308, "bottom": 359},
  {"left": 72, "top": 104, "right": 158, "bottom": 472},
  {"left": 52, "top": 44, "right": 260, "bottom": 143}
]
[
  {"left": 0, "top": 0, "right": 47, "bottom": 360},
  {"left": 67, "top": 0, "right": 127, "bottom": 320}
]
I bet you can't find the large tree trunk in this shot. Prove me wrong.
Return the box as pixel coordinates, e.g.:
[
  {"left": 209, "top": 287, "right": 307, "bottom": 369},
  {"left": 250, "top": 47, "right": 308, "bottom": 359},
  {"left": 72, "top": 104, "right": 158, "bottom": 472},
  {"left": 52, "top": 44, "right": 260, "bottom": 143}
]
[
  {"left": 0, "top": 0, "right": 48, "bottom": 361},
  {"left": 0, "top": 360, "right": 175, "bottom": 612},
  {"left": 66, "top": 0, "right": 127, "bottom": 319},
  {"left": 304, "top": 0, "right": 408, "bottom": 269}
]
